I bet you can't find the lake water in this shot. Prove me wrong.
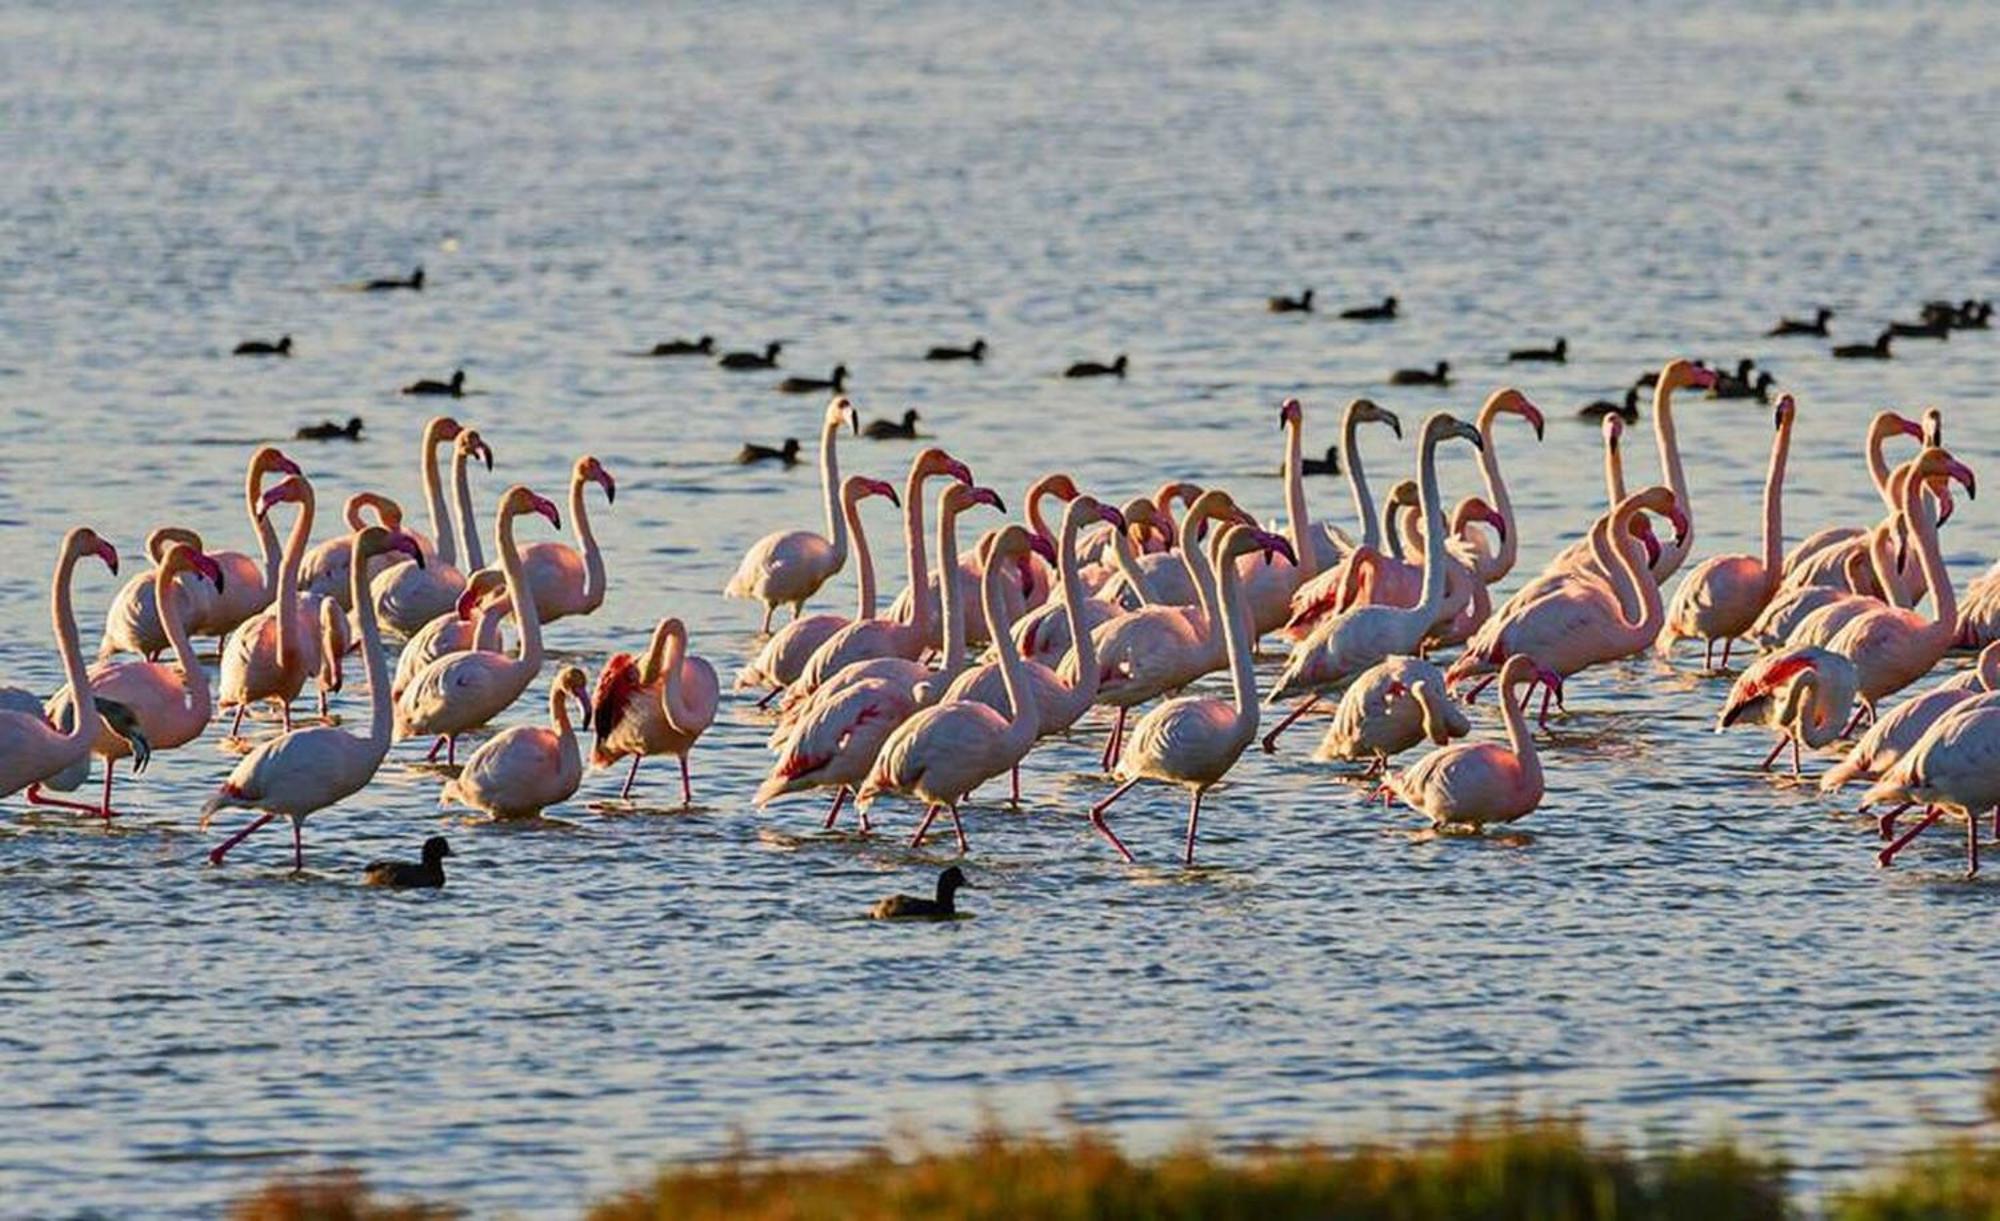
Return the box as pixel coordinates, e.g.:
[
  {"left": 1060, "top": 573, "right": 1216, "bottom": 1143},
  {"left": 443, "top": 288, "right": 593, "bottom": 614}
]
[{"left": 3, "top": 1, "right": 1999, "bottom": 1215}]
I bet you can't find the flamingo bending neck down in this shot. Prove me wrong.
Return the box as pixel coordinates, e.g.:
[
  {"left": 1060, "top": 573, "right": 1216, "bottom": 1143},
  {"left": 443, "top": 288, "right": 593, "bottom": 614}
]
[
  {"left": 1279, "top": 398, "right": 1404, "bottom": 638},
  {"left": 1660, "top": 393, "right": 1798, "bottom": 669},
  {"left": 1380, "top": 654, "right": 1553, "bottom": 830},
  {"left": 590, "top": 618, "right": 720, "bottom": 806},
  {"left": 98, "top": 526, "right": 217, "bottom": 662},
  {"left": 1635, "top": 358, "right": 1719, "bottom": 584},
  {"left": 441, "top": 666, "right": 592, "bottom": 819},
  {"left": 1779, "top": 410, "right": 1927, "bottom": 591},
  {"left": 1088, "top": 525, "right": 1294, "bottom": 865},
  {"left": 392, "top": 568, "right": 509, "bottom": 703},
  {"left": 1860, "top": 693, "right": 2000, "bottom": 877},
  {"left": 520, "top": 455, "right": 616, "bottom": 624},
  {"left": 202, "top": 527, "right": 425, "bottom": 870},
  {"left": 1, "top": 529, "right": 119, "bottom": 804},
  {"left": 725, "top": 396, "right": 860, "bottom": 634},
  {"left": 858, "top": 525, "right": 1053, "bottom": 853},
  {"left": 1312, "top": 654, "right": 1470, "bottom": 773},
  {"left": 1717, "top": 646, "right": 1858, "bottom": 777}
]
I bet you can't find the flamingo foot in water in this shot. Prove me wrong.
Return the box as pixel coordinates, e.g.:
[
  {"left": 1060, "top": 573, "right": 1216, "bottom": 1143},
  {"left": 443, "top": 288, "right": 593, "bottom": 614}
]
[
  {"left": 1183, "top": 790, "right": 1204, "bottom": 867},
  {"left": 619, "top": 755, "right": 641, "bottom": 802},
  {"left": 910, "top": 804, "right": 942, "bottom": 849},
  {"left": 1876, "top": 802, "right": 1912, "bottom": 841},
  {"left": 680, "top": 755, "right": 693, "bottom": 808},
  {"left": 1878, "top": 806, "right": 1944, "bottom": 868},
  {"left": 822, "top": 786, "right": 850, "bottom": 830},
  {"left": 1260, "top": 696, "right": 1319, "bottom": 754},
  {"left": 209, "top": 812, "right": 276, "bottom": 866},
  {"left": 1461, "top": 673, "right": 1496, "bottom": 705},
  {"left": 1089, "top": 778, "right": 1139, "bottom": 862}
]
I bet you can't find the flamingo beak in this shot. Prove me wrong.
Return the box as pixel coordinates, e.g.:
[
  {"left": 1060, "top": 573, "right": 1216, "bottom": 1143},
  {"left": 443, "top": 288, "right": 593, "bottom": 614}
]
[
  {"left": 597, "top": 469, "right": 616, "bottom": 503},
  {"left": 534, "top": 496, "right": 562, "bottom": 529},
  {"left": 1099, "top": 505, "right": 1127, "bottom": 532},
  {"left": 1667, "top": 505, "right": 1691, "bottom": 547},
  {"left": 274, "top": 454, "right": 303, "bottom": 477},
  {"left": 1485, "top": 509, "right": 1509, "bottom": 541},
  {"left": 455, "top": 585, "right": 482, "bottom": 620},
  {"left": 196, "top": 553, "right": 226, "bottom": 592},
  {"left": 1520, "top": 401, "right": 1546, "bottom": 440},
  {"left": 1686, "top": 365, "right": 1719, "bottom": 390},
  {"left": 1258, "top": 531, "right": 1297, "bottom": 567},
  {"left": 476, "top": 439, "right": 494, "bottom": 471},
  {"left": 95, "top": 540, "right": 119, "bottom": 575},
  {"left": 1029, "top": 534, "right": 1058, "bottom": 565},
  {"left": 1949, "top": 460, "right": 1976, "bottom": 500},
  {"left": 946, "top": 458, "right": 974, "bottom": 485},
  {"left": 876, "top": 481, "right": 901, "bottom": 507},
  {"left": 1279, "top": 398, "right": 1302, "bottom": 427}
]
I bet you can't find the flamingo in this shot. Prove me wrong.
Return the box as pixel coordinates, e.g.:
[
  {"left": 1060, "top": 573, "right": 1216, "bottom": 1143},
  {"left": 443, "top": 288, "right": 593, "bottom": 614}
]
[
  {"left": 204, "top": 446, "right": 305, "bottom": 641},
  {"left": 1077, "top": 479, "right": 1185, "bottom": 572},
  {"left": 944, "top": 495, "right": 1125, "bottom": 798},
  {"left": 440, "top": 666, "right": 593, "bottom": 819},
  {"left": 757, "top": 484, "right": 992, "bottom": 830},
  {"left": 302, "top": 491, "right": 415, "bottom": 608},
  {"left": 1380, "top": 654, "right": 1553, "bottom": 831},
  {"left": 98, "top": 527, "right": 219, "bottom": 661},
  {"left": 734, "top": 475, "right": 900, "bottom": 699},
  {"left": 1780, "top": 450, "right": 1950, "bottom": 605},
  {"left": 1660, "top": 393, "right": 1798, "bottom": 669},
  {"left": 858, "top": 525, "right": 1054, "bottom": 853},
  {"left": 1279, "top": 398, "right": 1405, "bottom": 636},
  {"left": 1086, "top": 524, "right": 1294, "bottom": 865},
  {"left": 887, "top": 472, "right": 1065, "bottom": 649},
  {"left": 373, "top": 425, "right": 491, "bottom": 637},
  {"left": 395, "top": 486, "right": 563, "bottom": 765},
  {"left": 786, "top": 449, "right": 978, "bottom": 703},
  {"left": 1716, "top": 646, "right": 1858, "bottom": 777},
  {"left": 201, "top": 526, "right": 426, "bottom": 870},
  {"left": 1339, "top": 483, "right": 1500, "bottom": 647},
  {"left": 218, "top": 475, "right": 348, "bottom": 742},
  {"left": 1779, "top": 410, "right": 1928, "bottom": 591},
  {"left": 38, "top": 542, "right": 225, "bottom": 818},
  {"left": 520, "top": 455, "right": 616, "bottom": 624},
  {"left": 1309, "top": 655, "right": 1469, "bottom": 773},
  {"left": 1263, "top": 413, "right": 1483, "bottom": 750},
  {"left": 590, "top": 618, "right": 720, "bottom": 806},
  {"left": 1955, "top": 563, "right": 2000, "bottom": 650},
  {"left": 1, "top": 528, "right": 121, "bottom": 803},
  {"left": 1236, "top": 399, "right": 1335, "bottom": 635},
  {"left": 725, "top": 396, "right": 861, "bottom": 633},
  {"left": 1821, "top": 641, "right": 2000, "bottom": 795},
  {"left": 1630, "top": 357, "right": 1719, "bottom": 583},
  {"left": 1012, "top": 496, "right": 1163, "bottom": 668},
  {"left": 1861, "top": 695, "right": 2000, "bottom": 876},
  {"left": 1821, "top": 446, "right": 1976, "bottom": 721},
  {"left": 392, "top": 568, "right": 509, "bottom": 704}
]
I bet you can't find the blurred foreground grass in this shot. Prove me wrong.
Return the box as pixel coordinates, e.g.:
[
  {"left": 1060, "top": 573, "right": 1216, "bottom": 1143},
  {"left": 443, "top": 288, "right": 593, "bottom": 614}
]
[{"left": 228, "top": 1109, "right": 2000, "bottom": 1220}]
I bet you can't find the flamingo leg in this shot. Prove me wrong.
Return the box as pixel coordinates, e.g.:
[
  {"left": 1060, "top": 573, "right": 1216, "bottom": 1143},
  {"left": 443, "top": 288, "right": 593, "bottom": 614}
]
[
  {"left": 1260, "top": 696, "right": 1319, "bottom": 754},
  {"left": 1462, "top": 673, "right": 1495, "bottom": 704},
  {"left": 680, "top": 755, "right": 693, "bottom": 807},
  {"left": 1536, "top": 681, "right": 1555, "bottom": 729},
  {"left": 228, "top": 703, "right": 247, "bottom": 738},
  {"left": 910, "top": 804, "right": 943, "bottom": 849},
  {"left": 1099, "top": 707, "right": 1126, "bottom": 771},
  {"left": 620, "top": 755, "right": 641, "bottom": 802},
  {"left": 1720, "top": 637, "right": 1734, "bottom": 669},
  {"left": 292, "top": 819, "right": 304, "bottom": 874},
  {"left": 208, "top": 812, "right": 275, "bottom": 866},
  {"left": 1759, "top": 735, "right": 1787, "bottom": 772},
  {"left": 426, "top": 736, "right": 448, "bottom": 762},
  {"left": 1791, "top": 733, "right": 1803, "bottom": 779},
  {"left": 822, "top": 786, "right": 850, "bottom": 830},
  {"left": 25, "top": 782, "right": 114, "bottom": 817},
  {"left": 759, "top": 605, "right": 775, "bottom": 635},
  {"left": 447, "top": 736, "right": 456, "bottom": 767},
  {"left": 98, "top": 757, "right": 117, "bottom": 820},
  {"left": 1089, "top": 778, "right": 1140, "bottom": 863},
  {"left": 948, "top": 805, "right": 969, "bottom": 856},
  {"left": 1969, "top": 809, "right": 1982, "bottom": 879},
  {"left": 1877, "top": 801, "right": 1912, "bottom": 840},
  {"left": 318, "top": 685, "right": 330, "bottom": 720},
  {"left": 1877, "top": 805, "right": 1943, "bottom": 868},
  {"left": 1703, "top": 639, "right": 1714, "bottom": 671},
  {"left": 756, "top": 686, "right": 782, "bottom": 709},
  {"left": 1182, "top": 789, "right": 1205, "bottom": 867},
  {"left": 1010, "top": 766, "right": 1020, "bottom": 807},
  {"left": 280, "top": 701, "right": 294, "bottom": 733}
]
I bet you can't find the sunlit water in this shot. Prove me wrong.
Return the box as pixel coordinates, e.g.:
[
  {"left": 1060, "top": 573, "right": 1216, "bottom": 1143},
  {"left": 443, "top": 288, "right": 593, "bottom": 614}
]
[{"left": 2, "top": 1, "right": 1999, "bottom": 1215}]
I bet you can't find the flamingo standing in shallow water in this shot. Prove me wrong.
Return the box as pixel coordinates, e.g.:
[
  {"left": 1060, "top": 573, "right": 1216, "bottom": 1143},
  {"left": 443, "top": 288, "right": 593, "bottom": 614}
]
[
  {"left": 1280, "top": 398, "right": 1404, "bottom": 637},
  {"left": 218, "top": 475, "right": 346, "bottom": 742},
  {"left": 1780, "top": 410, "right": 1928, "bottom": 592},
  {"left": 395, "top": 486, "right": 562, "bottom": 765},
  {"left": 1716, "top": 646, "right": 1858, "bottom": 777},
  {"left": 591, "top": 618, "right": 720, "bottom": 806},
  {"left": 1380, "top": 654, "right": 1552, "bottom": 831},
  {"left": 726, "top": 396, "right": 860, "bottom": 634},
  {"left": 1088, "top": 525, "right": 1294, "bottom": 865},
  {"left": 1660, "top": 393, "right": 1798, "bottom": 669},
  {"left": 519, "top": 455, "right": 615, "bottom": 624},
  {"left": 392, "top": 569, "right": 509, "bottom": 703},
  {"left": 1012, "top": 496, "right": 1163, "bottom": 667},
  {"left": 202, "top": 527, "right": 425, "bottom": 870},
  {"left": 1310, "top": 655, "right": 1469, "bottom": 774},
  {"left": 1862, "top": 695, "right": 2000, "bottom": 877},
  {"left": 734, "top": 475, "right": 900, "bottom": 700},
  {"left": 858, "top": 526, "right": 1053, "bottom": 853},
  {"left": 441, "top": 666, "right": 593, "bottom": 818},
  {"left": 1, "top": 529, "right": 120, "bottom": 803},
  {"left": 98, "top": 527, "right": 218, "bottom": 661},
  {"left": 302, "top": 492, "right": 415, "bottom": 608}
]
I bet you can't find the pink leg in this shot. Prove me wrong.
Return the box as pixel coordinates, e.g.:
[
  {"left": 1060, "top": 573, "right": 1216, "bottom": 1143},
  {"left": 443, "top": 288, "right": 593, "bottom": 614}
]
[
  {"left": 25, "top": 783, "right": 111, "bottom": 816},
  {"left": 1099, "top": 707, "right": 1127, "bottom": 771},
  {"left": 1260, "top": 696, "right": 1319, "bottom": 754},
  {"left": 620, "top": 755, "right": 641, "bottom": 801},
  {"left": 1089, "top": 778, "right": 1140, "bottom": 863},
  {"left": 1182, "top": 789, "right": 1205, "bottom": 867},
  {"left": 1537, "top": 682, "right": 1556, "bottom": 729},
  {"left": 1010, "top": 766, "right": 1020, "bottom": 807},
  {"left": 1462, "top": 674, "right": 1495, "bottom": 704},
  {"left": 948, "top": 805, "right": 969, "bottom": 855},
  {"left": 1878, "top": 805, "right": 1943, "bottom": 868},
  {"left": 1720, "top": 637, "right": 1735, "bottom": 669},
  {"left": 679, "top": 755, "right": 693, "bottom": 807},
  {"left": 426, "top": 736, "right": 448, "bottom": 762},
  {"left": 98, "top": 758, "right": 116, "bottom": 820},
  {"left": 1877, "top": 801, "right": 1912, "bottom": 841},
  {"left": 1759, "top": 736, "right": 1787, "bottom": 772},
  {"left": 280, "top": 701, "right": 293, "bottom": 733},
  {"left": 822, "top": 786, "right": 850, "bottom": 830},
  {"left": 209, "top": 812, "right": 275, "bottom": 866},
  {"left": 910, "top": 804, "right": 943, "bottom": 849},
  {"left": 229, "top": 703, "right": 247, "bottom": 738}
]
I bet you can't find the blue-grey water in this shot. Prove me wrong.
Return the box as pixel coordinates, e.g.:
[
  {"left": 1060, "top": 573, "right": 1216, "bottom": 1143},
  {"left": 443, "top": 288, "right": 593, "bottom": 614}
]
[{"left": 2, "top": 1, "right": 1998, "bottom": 1215}]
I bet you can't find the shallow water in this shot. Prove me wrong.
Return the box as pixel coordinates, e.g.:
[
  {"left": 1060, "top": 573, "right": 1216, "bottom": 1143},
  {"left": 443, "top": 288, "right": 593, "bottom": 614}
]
[{"left": 3, "top": 0, "right": 1999, "bottom": 1215}]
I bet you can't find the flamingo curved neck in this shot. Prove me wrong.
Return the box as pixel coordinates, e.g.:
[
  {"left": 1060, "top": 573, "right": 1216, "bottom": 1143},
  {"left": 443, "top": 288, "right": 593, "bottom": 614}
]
[
  {"left": 1107, "top": 524, "right": 1156, "bottom": 605},
  {"left": 422, "top": 431, "right": 457, "bottom": 569},
  {"left": 495, "top": 510, "right": 546, "bottom": 677},
  {"left": 1282, "top": 418, "right": 1318, "bottom": 579},
  {"left": 900, "top": 468, "right": 934, "bottom": 644},
  {"left": 1476, "top": 405, "right": 1519, "bottom": 581},
  {"left": 349, "top": 542, "right": 394, "bottom": 752},
  {"left": 1605, "top": 433, "right": 1628, "bottom": 505},
  {"left": 1650, "top": 378, "right": 1692, "bottom": 578},
  {"left": 1382, "top": 496, "right": 1407, "bottom": 562},
  {"left": 1344, "top": 407, "right": 1381, "bottom": 551},
  {"left": 247, "top": 462, "right": 283, "bottom": 593},
  {"left": 1057, "top": 508, "right": 1098, "bottom": 698},
  {"left": 1025, "top": 477, "right": 1064, "bottom": 547},
  {"left": 819, "top": 417, "right": 848, "bottom": 573},
  {"left": 453, "top": 450, "right": 485, "bottom": 573},
  {"left": 1866, "top": 416, "right": 1899, "bottom": 511},
  {"left": 1760, "top": 413, "right": 1794, "bottom": 588},
  {"left": 1181, "top": 516, "right": 1223, "bottom": 634},
  {"left": 1500, "top": 672, "right": 1541, "bottom": 790},
  {"left": 981, "top": 553, "right": 1038, "bottom": 751},
  {"left": 273, "top": 490, "right": 316, "bottom": 672},
  {"left": 661, "top": 630, "right": 700, "bottom": 731},
  {"left": 1902, "top": 476, "right": 1957, "bottom": 637},
  {"left": 568, "top": 471, "right": 604, "bottom": 612},
  {"left": 934, "top": 495, "right": 967, "bottom": 678},
  {"left": 155, "top": 562, "right": 208, "bottom": 701},
  {"left": 1215, "top": 540, "right": 1260, "bottom": 739},
  {"left": 844, "top": 491, "right": 877, "bottom": 620},
  {"left": 51, "top": 545, "right": 100, "bottom": 751},
  {"left": 1412, "top": 429, "right": 1451, "bottom": 620},
  {"left": 1609, "top": 505, "right": 1663, "bottom": 636}
]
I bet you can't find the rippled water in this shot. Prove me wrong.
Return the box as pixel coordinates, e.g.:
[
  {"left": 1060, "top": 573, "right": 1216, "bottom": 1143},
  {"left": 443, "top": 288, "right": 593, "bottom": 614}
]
[{"left": 3, "top": 1, "right": 1999, "bottom": 1215}]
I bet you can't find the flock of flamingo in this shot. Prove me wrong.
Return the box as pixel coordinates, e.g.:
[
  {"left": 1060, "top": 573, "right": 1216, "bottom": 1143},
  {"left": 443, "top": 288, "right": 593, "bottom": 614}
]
[{"left": 4, "top": 358, "right": 2000, "bottom": 878}]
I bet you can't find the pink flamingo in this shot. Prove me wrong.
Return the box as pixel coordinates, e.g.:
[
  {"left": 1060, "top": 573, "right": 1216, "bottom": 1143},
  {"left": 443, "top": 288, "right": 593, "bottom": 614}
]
[
  {"left": 1237, "top": 399, "right": 1338, "bottom": 635},
  {"left": 392, "top": 568, "right": 509, "bottom": 703},
  {"left": 590, "top": 618, "right": 720, "bottom": 806},
  {"left": 440, "top": 666, "right": 593, "bottom": 818},
  {"left": 1780, "top": 410, "right": 1928, "bottom": 590},
  {"left": 98, "top": 527, "right": 219, "bottom": 661},
  {"left": 1087, "top": 525, "right": 1295, "bottom": 865},
  {"left": 1, "top": 529, "right": 120, "bottom": 803},
  {"left": 887, "top": 472, "right": 1068, "bottom": 649},
  {"left": 1660, "top": 393, "right": 1798, "bottom": 669},
  {"left": 302, "top": 491, "right": 413, "bottom": 608},
  {"left": 1280, "top": 398, "right": 1405, "bottom": 636},
  {"left": 858, "top": 526, "right": 1052, "bottom": 853},
  {"left": 1717, "top": 646, "right": 1858, "bottom": 777},
  {"left": 205, "top": 446, "right": 305, "bottom": 641},
  {"left": 1822, "top": 447, "right": 1976, "bottom": 721},
  {"left": 1750, "top": 546, "right": 1885, "bottom": 651},
  {"left": 725, "top": 396, "right": 860, "bottom": 634},
  {"left": 1263, "top": 413, "right": 1483, "bottom": 751},
  {"left": 1310, "top": 654, "right": 1469, "bottom": 772},
  {"left": 373, "top": 425, "right": 491, "bottom": 636},
  {"left": 1091, "top": 481, "right": 1202, "bottom": 604},
  {"left": 1955, "top": 562, "right": 2000, "bottom": 650},
  {"left": 1631, "top": 358, "right": 1718, "bottom": 583},
  {"left": 1380, "top": 654, "right": 1553, "bottom": 831},
  {"left": 218, "top": 475, "right": 347, "bottom": 742},
  {"left": 1862, "top": 695, "right": 2000, "bottom": 877},
  {"left": 395, "top": 486, "right": 562, "bottom": 765},
  {"left": 1822, "top": 641, "right": 2000, "bottom": 796},
  {"left": 520, "top": 455, "right": 616, "bottom": 624},
  {"left": 201, "top": 526, "right": 426, "bottom": 871},
  {"left": 40, "top": 542, "right": 224, "bottom": 818},
  {"left": 734, "top": 475, "right": 900, "bottom": 699},
  {"left": 1011, "top": 495, "right": 1164, "bottom": 668}
]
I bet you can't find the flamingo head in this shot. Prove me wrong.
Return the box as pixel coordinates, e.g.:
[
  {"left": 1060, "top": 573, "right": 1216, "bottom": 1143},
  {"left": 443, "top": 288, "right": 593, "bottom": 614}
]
[
  {"left": 146, "top": 526, "right": 204, "bottom": 565},
  {"left": 427, "top": 416, "right": 464, "bottom": 448},
  {"left": 357, "top": 526, "right": 425, "bottom": 569},
  {"left": 827, "top": 396, "right": 859, "bottom": 435},
  {"left": 913, "top": 447, "right": 972, "bottom": 486},
  {"left": 1914, "top": 447, "right": 1976, "bottom": 501},
  {"left": 1488, "top": 388, "right": 1545, "bottom": 440},
  {"left": 1153, "top": 480, "right": 1203, "bottom": 510},
  {"left": 503, "top": 486, "right": 562, "bottom": 530},
  {"left": 1428, "top": 412, "right": 1483, "bottom": 451},
  {"left": 1120, "top": 497, "right": 1164, "bottom": 547},
  {"left": 1385, "top": 479, "right": 1419, "bottom": 513},
  {"left": 456, "top": 429, "right": 494, "bottom": 471},
  {"left": 1229, "top": 526, "right": 1295, "bottom": 567},
  {"left": 984, "top": 524, "right": 1038, "bottom": 568},
  {"left": 1773, "top": 393, "right": 1797, "bottom": 431},
  {"left": 455, "top": 568, "right": 506, "bottom": 619},
  {"left": 1032, "top": 472, "right": 1080, "bottom": 504},
  {"left": 556, "top": 664, "right": 593, "bottom": 715},
  {"left": 1663, "top": 358, "right": 1717, "bottom": 391},
  {"left": 1601, "top": 412, "right": 1624, "bottom": 448},
  {"left": 1719, "top": 652, "right": 1819, "bottom": 729},
  {"left": 256, "top": 475, "right": 312, "bottom": 518},
  {"left": 947, "top": 483, "right": 1006, "bottom": 518},
  {"left": 1922, "top": 407, "right": 1944, "bottom": 446},
  {"left": 1880, "top": 411, "right": 1928, "bottom": 445},
  {"left": 347, "top": 492, "right": 404, "bottom": 531},
  {"left": 160, "top": 543, "right": 226, "bottom": 593},
  {"left": 852, "top": 475, "right": 900, "bottom": 507},
  {"left": 1629, "top": 515, "right": 1663, "bottom": 570},
  {"left": 1082, "top": 497, "right": 1126, "bottom": 535},
  {"left": 579, "top": 455, "right": 615, "bottom": 503},
  {"left": 72, "top": 528, "right": 118, "bottom": 575},
  {"left": 252, "top": 446, "right": 303, "bottom": 480},
  {"left": 1352, "top": 398, "right": 1402, "bottom": 438},
  {"left": 1279, "top": 397, "right": 1303, "bottom": 428},
  {"left": 1458, "top": 496, "right": 1506, "bottom": 543}
]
